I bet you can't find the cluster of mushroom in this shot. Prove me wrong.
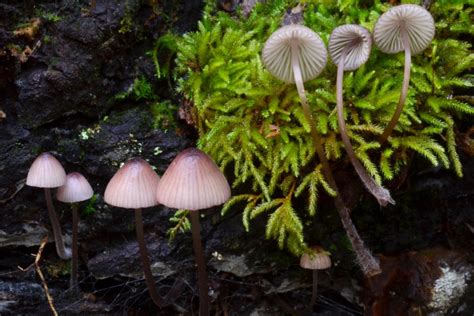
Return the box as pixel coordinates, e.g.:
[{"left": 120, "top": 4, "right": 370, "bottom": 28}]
[
  {"left": 26, "top": 153, "right": 94, "bottom": 293},
  {"left": 262, "top": 4, "right": 435, "bottom": 276},
  {"left": 27, "top": 148, "right": 230, "bottom": 315}
]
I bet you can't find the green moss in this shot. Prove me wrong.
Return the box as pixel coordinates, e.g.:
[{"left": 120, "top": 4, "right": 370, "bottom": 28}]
[
  {"left": 161, "top": 1, "right": 473, "bottom": 255},
  {"left": 83, "top": 194, "right": 99, "bottom": 216}
]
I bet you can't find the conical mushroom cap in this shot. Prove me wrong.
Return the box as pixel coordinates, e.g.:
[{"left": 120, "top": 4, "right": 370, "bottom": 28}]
[
  {"left": 104, "top": 158, "right": 160, "bottom": 209},
  {"left": 57, "top": 172, "right": 94, "bottom": 203},
  {"left": 300, "top": 246, "right": 331, "bottom": 270},
  {"left": 26, "top": 152, "right": 67, "bottom": 188},
  {"left": 262, "top": 24, "right": 327, "bottom": 83},
  {"left": 156, "top": 148, "right": 231, "bottom": 211},
  {"left": 329, "top": 24, "right": 372, "bottom": 71},
  {"left": 374, "top": 4, "right": 435, "bottom": 55}
]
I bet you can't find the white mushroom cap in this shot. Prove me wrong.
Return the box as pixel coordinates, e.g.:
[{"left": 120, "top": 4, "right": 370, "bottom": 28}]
[
  {"left": 26, "top": 152, "right": 67, "bottom": 188},
  {"left": 57, "top": 172, "right": 94, "bottom": 203},
  {"left": 329, "top": 24, "right": 372, "bottom": 71},
  {"left": 262, "top": 24, "right": 327, "bottom": 83},
  {"left": 374, "top": 4, "right": 435, "bottom": 55},
  {"left": 104, "top": 158, "right": 160, "bottom": 209},
  {"left": 300, "top": 246, "right": 331, "bottom": 270},
  {"left": 156, "top": 148, "right": 231, "bottom": 211}
]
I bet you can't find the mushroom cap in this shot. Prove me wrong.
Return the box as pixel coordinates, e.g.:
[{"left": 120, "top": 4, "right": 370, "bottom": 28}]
[
  {"left": 104, "top": 158, "right": 160, "bottom": 209},
  {"left": 262, "top": 24, "right": 327, "bottom": 83},
  {"left": 300, "top": 246, "right": 331, "bottom": 270},
  {"left": 26, "top": 152, "right": 67, "bottom": 188},
  {"left": 156, "top": 148, "right": 231, "bottom": 211},
  {"left": 374, "top": 4, "right": 435, "bottom": 55},
  {"left": 329, "top": 24, "right": 372, "bottom": 71},
  {"left": 57, "top": 172, "right": 94, "bottom": 203}
]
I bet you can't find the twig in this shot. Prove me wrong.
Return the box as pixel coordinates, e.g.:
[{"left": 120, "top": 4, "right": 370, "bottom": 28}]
[{"left": 35, "top": 235, "right": 59, "bottom": 316}]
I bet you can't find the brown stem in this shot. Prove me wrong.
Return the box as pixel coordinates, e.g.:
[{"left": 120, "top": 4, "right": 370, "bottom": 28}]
[
  {"left": 290, "top": 42, "right": 381, "bottom": 277},
  {"left": 310, "top": 269, "right": 318, "bottom": 307},
  {"left": 134, "top": 208, "right": 166, "bottom": 308},
  {"left": 44, "top": 188, "right": 71, "bottom": 260},
  {"left": 70, "top": 203, "right": 79, "bottom": 293},
  {"left": 335, "top": 198, "right": 381, "bottom": 276},
  {"left": 190, "top": 211, "right": 210, "bottom": 316},
  {"left": 379, "top": 28, "right": 411, "bottom": 144},
  {"left": 336, "top": 52, "right": 394, "bottom": 207}
]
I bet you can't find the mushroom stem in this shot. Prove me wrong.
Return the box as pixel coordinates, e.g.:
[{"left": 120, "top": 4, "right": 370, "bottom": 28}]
[
  {"left": 70, "top": 203, "right": 79, "bottom": 293},
  {"left": 336, "top": 51, "right": 394, "bottom": 207},
  {"left": 291, "top": 42, "right": 381, "bottom": 277},
  {"left": 310, "top": 269, "right": 318, "bottom": 307},
  {"left": 190, "top": 211, "right": 210, "bottom": 316},
  {"left": 379, "top": 27, "right": 411, "bottom": 144},
  {"left": 134, "top": 208, "right": 166, "bottom": 308},
  {"left": 335, "top": 198, "right": 381, "bottom": 276},
  {"left": 290, "top": 42, "right": 333, "bottom": 185},
  {"left": 44, "top": 188, "right": 71, "bottom": 260}
]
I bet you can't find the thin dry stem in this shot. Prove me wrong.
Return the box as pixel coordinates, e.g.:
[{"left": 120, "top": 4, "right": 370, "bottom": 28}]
[
  {"left": 379, "top": 27, "right": 412, "bottom": 144},
  {"left": 336, "top": 52, "right": 394, "bottom": 206},
  {"left": 35, "top": 235, "right": 59, "bottom": 316}
]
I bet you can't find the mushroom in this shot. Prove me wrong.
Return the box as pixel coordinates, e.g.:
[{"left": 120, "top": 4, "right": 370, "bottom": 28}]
[
  {"left": 104, "top": 158, "right": 168, "bottom": 308},
  {"left": 26, "top": 152, "right": 71, "bottom": 260},
  {"left": 374, "top": 4, "right": 435, "bottom": 144},
  {"left": 57, "top": 172, "right": 94, "bottom": 293},
  {"left": 300, "top": 246, "right": 331, "bottom": 309},
  {"left": 262, "top": 24, "right": 327, "bottom": 163},
  {"left": 156, "top": 148, "right": 231, "bottom": 316},
  {"left": 263, "top": 25, "right": 381, "bottom": 277},
  {"left": 329, "top": 24, "right": 394, "bottom": 207}
]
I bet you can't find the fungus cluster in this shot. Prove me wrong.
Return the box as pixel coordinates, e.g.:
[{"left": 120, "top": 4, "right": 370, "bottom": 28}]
[
  {"left": 27, "top": 153, "right": 94, "bottom": 292},
  {"left": 263, "top": 23, "right": 382, "bottom": 277},
  {"left": 261, "top": 3, "right": 435, "bottom": 278},
  {"left": 103, "top": 149, "right": 230, "bottom": 315}
]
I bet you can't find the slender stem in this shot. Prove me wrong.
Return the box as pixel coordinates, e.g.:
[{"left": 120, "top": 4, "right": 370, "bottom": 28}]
[
  {"left": 290, "top": 42, "right": 334, "bottom": 188},
  {"left": 70, "top": 203, "right": 79, "bottom": 293},
  {"left": 44, "top": 188, "right": 71, "bottom": 260},
  {"left": 290, "top": 42, "right": 381, "bottom": 277},
  {"left": 135, "top": 208, "right": 166, "bottom": 308},
  {"left": 379, "top": 28, "right": 412, "bottom": 144},
  {"left": 310, "top": 269, "right": 318, "bottom": 307},
  {"left": 336, "top": 52, "right": 394, "bottom": 207},
  {"left": 335, "top": 198, "right": 381, "bottom": 276},
  {"left": 190, "top": 211, "right": 210, "bottom": 316}
]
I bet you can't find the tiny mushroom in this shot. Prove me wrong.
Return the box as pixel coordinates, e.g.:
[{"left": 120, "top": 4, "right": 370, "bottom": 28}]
[
  {"left": 26, "top": 152, "right": 71, "bottom": 260},
  {"left": 329, "top": 24, "right": 394, "bottom": 207},
  {"left": 57, "top": 172, "right": 94, "bottom": 292},
  {"left": 156, "top": 148, "right": 231, "bottom": 316},
  {"left": 374, "top": 4, "right": 435, "bottom": 144},
  {"left": 300, "top": 246, "right": 331, "bottom": 309},
  {"left": 104, "top": 158, "right": 169, "bottom": 308}
]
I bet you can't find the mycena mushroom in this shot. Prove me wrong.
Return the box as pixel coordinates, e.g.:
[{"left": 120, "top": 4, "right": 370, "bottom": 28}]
[
  {"left": 300, "top": 246, "right": 331, "bottom": 310},
  {"left": 26, "top": 152, "right": 71, "bottom": 260},
  {"left": 262, "top": 24, "right": 327, "bottom": 166},
  {"left": 156, "top": 148, "right": 231, "bottom": 316},
  {"left": 262, "top": 25, "right": 381, "bottom": 277},
  {"left": 57, "top": 172, "right": 93, "bottom": 293},
  {"left": 329, "top": 24, "right": 394, "bottom": 207},
  {"left": 374, "top": 4, "right": 435, "bottom": 144},
  {"left": 104, "top": 158, "right": 171, "bottom": 308}
]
